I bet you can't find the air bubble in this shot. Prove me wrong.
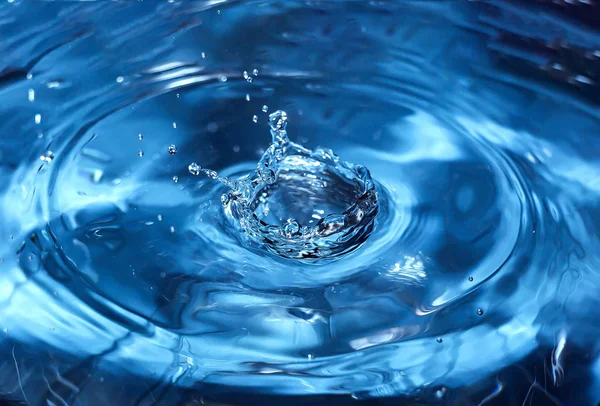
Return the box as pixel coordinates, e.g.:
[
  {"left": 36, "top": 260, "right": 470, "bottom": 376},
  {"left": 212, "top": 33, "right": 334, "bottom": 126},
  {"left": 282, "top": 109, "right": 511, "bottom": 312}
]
[
  {"left": 138, "top": 133, "right": 143, "bottom": 140},
  {"left": 436, "top": 337, "right": 443, "bottom": 343},
  {"left": 40, "top": 151, "right": 55, "bottom": 162},
  {"left": 262, "top": 105, "right": 268, "bottom": 113},
  {"left": 246, "top": 77, "right": 253, "bottom": 83},
  {"left": 468, "top": 276, "right": 474, "bottom": 282},
  {"left": 201, "top": 52, "right": 206, "bottom": 58},
  {"left": 253, "top": 115, "right": 258, "bottom": 123},
  {"left": 172, "top": 175, "right": 179, "bottom": 183},
  {"left": 116, "top": 76, "right": 124, "bottom": 83},
  {"left": 220, "top": 76, "right": 227, "bottom": 82},
  {"left": 477, "top": 308, "right": 484, "bottom": 316},
  {"left": 138, "top": 150, "right": 144, "bottom": 157},
  {"left": 253, "top": 69, "right": 258, "bottom": 76},
  {"left": 168, "top": 145, "right": 177, "bottom": 155}
]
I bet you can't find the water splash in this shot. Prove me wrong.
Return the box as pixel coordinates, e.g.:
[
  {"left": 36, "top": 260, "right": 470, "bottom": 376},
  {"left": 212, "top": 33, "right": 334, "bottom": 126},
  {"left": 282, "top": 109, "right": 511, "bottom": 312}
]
[{"left": 191, "top": 110, "right": 378, "bottom": 261}]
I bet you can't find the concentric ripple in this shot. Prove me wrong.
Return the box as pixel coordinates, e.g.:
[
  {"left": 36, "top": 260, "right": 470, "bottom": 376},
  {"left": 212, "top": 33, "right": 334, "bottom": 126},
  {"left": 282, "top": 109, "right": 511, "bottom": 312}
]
[{"left": 0, "top": 1, "right": 599, "bottom": 405}]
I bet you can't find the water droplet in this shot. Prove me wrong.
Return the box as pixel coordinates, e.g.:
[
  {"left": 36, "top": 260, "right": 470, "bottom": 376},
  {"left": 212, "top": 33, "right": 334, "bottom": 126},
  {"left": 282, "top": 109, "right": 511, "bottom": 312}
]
[
  {"left": 28, "top": 89, "right": 34, "bottom": 102},
  {"left": 477, "top": 308, "right": 484, "bottom": 316},
  {"left": 170, "top": 226, "right": 175, "bottom": 233},
  {"left": 201, "top": 52, "right": 206, "bottom": 59},
  {"left": 233, "top": 145, "right": 240, "bottom": 153},
  {"left": 168, "top": 144, "right": 177, "bottom": 155},
  {"left": 157, "top": 214, "right": 163, "bottom": 222},
  {"left": 138, "top": 150, "right": 144, "bottom": 157},
  {"left": 243, "top": 71, "right": 249, "bottom": 79},
  {"left": 116, "top": 76, "right": 124, "bottom": 83},
  {"left": 253, "top": 69, "right": 258, "bottom": 76},
  {"left": 253, "top": 115, "right": 258, "bottom": 123},
  {"left": 436, "top": 337, "right": 443, "bottom": 343},
  {"left": 468, "top": 276, "right": 474, "bottom": 282},
  {"left": 172, "top": 122, "right": 177, "bottom": 129},
  {"left": 26, "top": 73, "right": 32, "bottom": 80},
  {"left": 434, "top": 387, "right": 447, "bottom": 399},
  {"left": 40, "top": 151, "right": 55, "bottom": 162},
  {"left": 262, "top": 105, "right": 268, "bottom": 113},
  {"left": 35, "top": 114, "right": 41, "bottom": 124},
  {"left": 220, "top": 76, "right": 227, "bottom": 82},
  {"left": 217, "top": 9, "right": 220, "bottom": 14},
  {"left": 281, "top": 219, "right": 301, "bottom": 238},
  {"left": 206, "top": 170, "right": 218, "bottom": 179},
  {"left": 138, "top": 133, "right": 143, "bottom": 140},
  {"left": 221, "top": 194, "right": 230, "bottom": 206},
  {"left": 246, "top": 77, "right": 253, "bottom": 83},
  {"left": 188, "top": 162, "right": 201, "bottom": 175},
  {"left": 245, "top": 94, "right": 250, "bottom": 102},
  {"left": 172, "top": 175, "right": 179, "bottom": 183},
  {"left": 307, "top": 354, "right": 313, "bottom": 360}
]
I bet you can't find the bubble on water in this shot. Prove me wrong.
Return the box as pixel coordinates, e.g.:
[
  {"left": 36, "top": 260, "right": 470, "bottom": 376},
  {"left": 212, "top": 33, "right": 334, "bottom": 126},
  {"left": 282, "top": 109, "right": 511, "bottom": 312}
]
[
  {"left": 28, "top": 89, "right": 34, "bottom": 102},
  {"left": 262, "top": 105, "right": 268, "bottom": 113},
  {"left": 220, "top": 76, "right": 227, "bottom": 82},
  {"left": 188, "top": 162, "right": 201, "bottom": 175},
  {"left": 253, "top": 69, "right": 258, "bottom": 76},
  {"left": 168, "top": 144, "right": 177, "bottom": 155},
  {"left": 138, "top": 150, "right": 144, "bottom": 157},
  {"left": 468, "top": 276, "right": 474, "bottom": 282},
  {"left": 116, "top": 76, "right": 124, "bottom": 83},
  {"left": 252, "top": 115, "right": 258, "bottom": 123},
  {"left": 172, "top": 175, "right": 179, "bottom": 183},
  {"left": 281, "top": 219, "right": 301, "bottom": 238},
  {"left": 477, "top": 308, "right": 484, "bottom": 316},
  {"left": 40, "top": 151, "right": 55, "bottom": 162},
  {"left": 138, "top": 133, "right": 143, "bottom": 140},
  {"left": 246, "top": 77, "right": 253, "bottom": 83}
]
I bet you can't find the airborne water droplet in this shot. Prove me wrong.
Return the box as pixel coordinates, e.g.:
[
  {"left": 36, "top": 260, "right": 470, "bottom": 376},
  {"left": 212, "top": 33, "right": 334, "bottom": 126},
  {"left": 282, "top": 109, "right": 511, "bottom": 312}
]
[
  {"left": 243, "top": 71, "right": 249, "bottom": 79},
  {"left": 246, "top": 94, "right": 250, "bottom": 102},
  {"left": 40, "top": 151, "right": 54, "bottom": 162},
  {"left": 262, "top": 105, "right": 268, "bottom": 113},
  {"left": 168, "top": 144, "right": 177, "bottom": 155},
  {"left": 138, "top": 150, "right": 144, "bottom": 157},
  {"left": 220, "top": 76, "right": 227, "bottom": 82},
  {"left": 172, "top": 175, "right": 179, "bottom": 183},
  {"left": 253, "top": 115, "right": 258, "bottom": 123},
  {"left": 188, "top": 162, "right": 201, "bottom": 175},
  {"left": 477, "top": 308, "right": 484, "bottom": 316},
  {"left": 253, "top": 69, "right": 258, "bottom": 76},
  {"left": 138, "top": 133, "right": 143, "bottom": 140},
  {"left": 468, "top": 276, "right": 474, "bottom": 282}
]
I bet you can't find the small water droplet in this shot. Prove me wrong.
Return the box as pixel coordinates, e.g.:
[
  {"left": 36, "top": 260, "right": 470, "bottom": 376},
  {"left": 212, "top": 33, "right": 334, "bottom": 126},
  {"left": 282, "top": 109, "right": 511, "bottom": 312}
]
[
  {"left": 477, "top": 308, "right": 484, "bottom": 316},
  {"left": 201, "top": 52, "right": 206, "bottom": 59},
  {"left": 116, "top": 76, "right": 124, "bottom": 83},
  {"left": 281, "top": 219, "right": 301, "bottom": 238},
  {"left": 246, "top": 77, "right": 253, "bottom": 83},
  {"left": 307, "top": 354, "right": 313, "bottom": 360},
  {"left": 233, "top": 145, "right": 240, "bottom": 153},
  {"left": 40, "top": 151, "right": 55, "bottom": 162},
  {"left": 253, "top": 69, "right": 258, "bottom": 76},
  {"left": 172, "top": 175, "right": 179, "bottom": 183},
  {"left": 468, "top": 276, "right": 474, "bottom": 282},
  {"left": 35, "top": 114, "right": 41, "bottom": 124},
  {"left": 172, "top": 122, "right": 177, "bottom": 129},
  {"left": 220, "top": 76, "right": 227, "bottom": 82},
  {"left": 138, "top": 150, "right": 144, "bottom": 157},
  {"left": 245, "top": 94, "right": 250, "bottom": 101},
  {"left": 221, "top": 194, "right": 230, "bottom": 206},
  {"left": 434, "top": 387, "right": 447, "bottom": 399},
  {"left": 138, "top": 133, "right": 143, "bottom": 140},
  {"left": 262, "top": 105, "right": 268, "bottom": 113},
  {"left": 26, "top": 73, "right": 32, "bottom": 80},
  {"left": 252, "top": 115, "right": 258, "bottom": 123},
  {"left": 170, "top": 226, "right": 175, "bottom": 233},
  {"left": 157, "top": 214, "right": 163, "bottom": 222},
  {"left": 217, "top": 9, "right": 220, "bottom": 14},
  {"left": 188, "top": 162, "right": 201, "bottom": 175},
  {"left": 206, "top": 170, "right": 218, "bottom": 179},
  {"left": 28, "top": 89, "right": 34, "bottom": 102},
  {"left": 168, "top": 144, "right": 177, "bottom": 155},
  {"left": 243, "top": 71, "right": 249, "bottom": 79},
  {"left": 436, "top": 337, "right": 443, "bottom": 343}
]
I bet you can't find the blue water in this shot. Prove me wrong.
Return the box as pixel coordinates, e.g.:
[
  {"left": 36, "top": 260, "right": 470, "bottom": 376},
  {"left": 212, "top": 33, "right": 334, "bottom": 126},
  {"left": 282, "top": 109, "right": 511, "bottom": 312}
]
[{"left": 1, "top": 1, "right": 600, "bottom": 405}]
